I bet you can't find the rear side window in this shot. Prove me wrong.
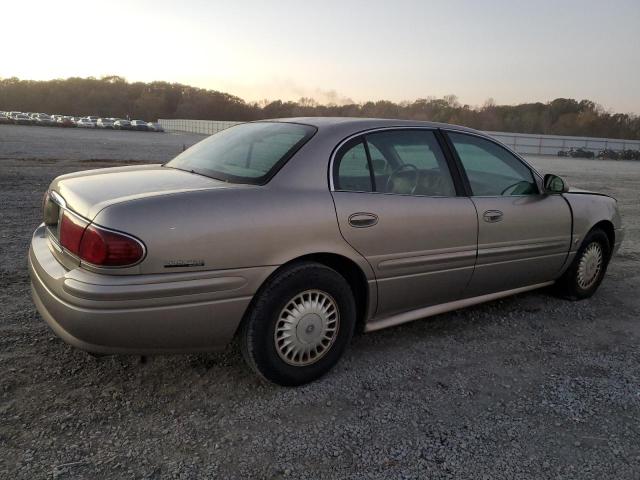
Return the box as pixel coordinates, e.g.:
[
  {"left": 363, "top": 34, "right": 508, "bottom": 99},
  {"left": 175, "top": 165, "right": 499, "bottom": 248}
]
[
  {"left": 365, "top": 130, "right": 456, "bottom": 196},
  {"left": 334, "top": 140, "right": 373, "bottom": 192},
  {"left": 333, "top": 129, "right": 456, "bottom": 196},
  {"left": 448, "top": 132, "right": 538, "bottom": 196}
]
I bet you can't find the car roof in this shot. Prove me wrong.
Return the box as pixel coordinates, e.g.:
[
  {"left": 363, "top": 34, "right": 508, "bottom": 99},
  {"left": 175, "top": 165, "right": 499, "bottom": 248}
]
[{"left": 264, "top": 116, "right": 482, "bottom": 135}]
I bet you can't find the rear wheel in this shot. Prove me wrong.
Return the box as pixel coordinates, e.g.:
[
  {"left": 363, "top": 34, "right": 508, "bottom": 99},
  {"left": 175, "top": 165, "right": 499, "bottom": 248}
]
[
  {"left": 555, "top": 228, "right": 611, "bottom": 299},
  {"left": 240, "top": 262, "right": 356, "bottom": 386}
]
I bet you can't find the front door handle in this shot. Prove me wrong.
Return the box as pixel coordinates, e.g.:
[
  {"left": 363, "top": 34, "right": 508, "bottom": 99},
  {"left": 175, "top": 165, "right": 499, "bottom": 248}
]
[
  {"left": 348, "top": 212, "right": 378, "bottom": 228},
  {"left": 483, "top": 210, "right": 503, "bottom": 223}
]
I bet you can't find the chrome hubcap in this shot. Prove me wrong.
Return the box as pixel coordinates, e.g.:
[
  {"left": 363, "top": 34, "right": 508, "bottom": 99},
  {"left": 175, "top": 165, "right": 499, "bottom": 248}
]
[
  {"left": 577, "top": 242, "right": 603, "bottom": 289},
  {"left": 274, "top": 290, "right": 339, "bottom": 366}
]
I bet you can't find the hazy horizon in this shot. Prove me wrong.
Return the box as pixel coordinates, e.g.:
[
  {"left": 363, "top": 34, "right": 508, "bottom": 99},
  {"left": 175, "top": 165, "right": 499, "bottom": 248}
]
[{"left": 3, "top": 0, "right": 639, "bottom": 114}]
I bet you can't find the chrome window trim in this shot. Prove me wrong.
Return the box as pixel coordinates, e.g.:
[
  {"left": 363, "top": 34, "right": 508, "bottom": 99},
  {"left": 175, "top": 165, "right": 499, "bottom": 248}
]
[{"left": 328, "top": 125, "right": 542, "bottom": 197}]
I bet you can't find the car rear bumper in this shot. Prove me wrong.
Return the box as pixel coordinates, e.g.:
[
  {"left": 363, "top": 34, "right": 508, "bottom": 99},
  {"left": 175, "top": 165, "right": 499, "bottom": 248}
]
[{"left": 28, "top": 224, "right": 275, "bottom": 354}]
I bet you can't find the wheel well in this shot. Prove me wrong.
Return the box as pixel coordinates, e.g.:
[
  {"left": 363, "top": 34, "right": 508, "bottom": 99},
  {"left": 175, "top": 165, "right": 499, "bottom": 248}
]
[
  {"left": 276, "top": 253, "right": 370, "bottom": 331},
  {"left": 591, "top": 220, "right": 615, "bottom": 253}
]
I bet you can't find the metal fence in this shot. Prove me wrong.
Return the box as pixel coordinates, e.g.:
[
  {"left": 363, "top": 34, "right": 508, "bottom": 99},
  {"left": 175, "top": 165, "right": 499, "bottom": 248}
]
[
  {"left": 486, "top": 131, "right": 640, "bottom": 156},
  {"left": 159, "top": 119, "right": 242, "bottom": 135},
  {"left": 159, "top": 119, "right": 640, "bottom": 156}
]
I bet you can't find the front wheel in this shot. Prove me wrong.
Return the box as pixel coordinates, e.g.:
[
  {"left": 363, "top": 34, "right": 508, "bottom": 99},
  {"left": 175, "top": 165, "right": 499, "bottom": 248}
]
[
  {"left": 555, "top": 228, "right": 611, "bottom": 299},
  {"left": 240, "top": 262, "right": 356, "bottom": 386}
]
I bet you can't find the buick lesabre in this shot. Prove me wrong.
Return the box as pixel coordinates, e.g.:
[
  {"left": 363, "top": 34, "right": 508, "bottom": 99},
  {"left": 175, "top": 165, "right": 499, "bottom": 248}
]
[{"left": 29, "top": 118, "right": 624, "bottom": 385}]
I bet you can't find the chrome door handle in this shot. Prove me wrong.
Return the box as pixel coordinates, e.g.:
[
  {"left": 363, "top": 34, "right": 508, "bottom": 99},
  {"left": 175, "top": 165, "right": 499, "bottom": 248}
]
[
  {"left": 483, "top": 210, "right": 503, "bottom": 223},
  {"left": 348, "top": 212, "right": 378, "bottom": 228}
]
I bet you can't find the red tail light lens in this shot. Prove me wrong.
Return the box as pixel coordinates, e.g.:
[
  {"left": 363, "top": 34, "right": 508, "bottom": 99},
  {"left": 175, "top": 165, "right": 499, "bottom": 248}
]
[
  {"left": 79, "top": 224, "right": 145, "bottom": 266},
  {"left": 58, "top": 210, "right": 144, "bottom": 267},
  {"left": 59, "top": 211, "right": 89, "bottom": 253}
]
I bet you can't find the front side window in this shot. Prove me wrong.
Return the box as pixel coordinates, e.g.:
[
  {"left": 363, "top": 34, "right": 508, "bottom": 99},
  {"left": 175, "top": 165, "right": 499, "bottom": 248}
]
[
  {"left": 448, "top": 132, "right": 538, "bottom": 196},
  {"left": 166, "top": 122, "right": 316, "bottom": 184}
]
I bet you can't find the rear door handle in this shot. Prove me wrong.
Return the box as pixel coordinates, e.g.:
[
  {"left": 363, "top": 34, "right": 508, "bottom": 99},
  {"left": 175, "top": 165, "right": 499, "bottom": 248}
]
[
  {"left": 348, "top": 212, "right": 378, "bottom": 228},
  {"left": 483, "top": 210, "right": 503, "bottom": 223}
]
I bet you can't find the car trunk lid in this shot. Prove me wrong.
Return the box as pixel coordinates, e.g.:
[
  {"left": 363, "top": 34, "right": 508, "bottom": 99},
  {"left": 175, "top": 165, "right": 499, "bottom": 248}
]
[
  {"left": 49, "top": 164, "right": 231, "bottom": 220},
  {"left": 43, "top": 164, "right": 238, "bottom": 270}
]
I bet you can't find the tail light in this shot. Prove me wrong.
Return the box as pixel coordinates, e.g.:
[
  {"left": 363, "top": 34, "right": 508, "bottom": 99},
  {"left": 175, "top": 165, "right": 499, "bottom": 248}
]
[
  {"left": 59, "top": 210, "right": 88, "bottom": 253},
  {"left": 79, "top": 224, "right": 145, "bottom": 266},
  {"left": 59, "top": 210, "right": 145, "bottom": 267}
]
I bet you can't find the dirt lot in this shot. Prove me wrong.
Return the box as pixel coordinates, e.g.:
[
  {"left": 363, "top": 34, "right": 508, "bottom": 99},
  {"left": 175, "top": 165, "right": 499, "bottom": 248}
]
[{"left": 1, "top": 124, "right": 639, "bottom": 479}]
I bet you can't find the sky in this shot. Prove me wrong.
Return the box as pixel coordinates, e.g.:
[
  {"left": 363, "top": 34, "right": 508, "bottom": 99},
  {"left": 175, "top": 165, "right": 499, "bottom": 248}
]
[{"left": 3, "top": 0, "right": 639, "bottom": 113}]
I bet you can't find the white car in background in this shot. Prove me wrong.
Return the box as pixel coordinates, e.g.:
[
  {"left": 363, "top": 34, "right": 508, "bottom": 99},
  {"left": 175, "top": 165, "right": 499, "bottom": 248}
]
[
  {"left": 114, "top": 119, "right": 132, "bottom": 130},
  {"left": 12, "top": 113, "right": 33, "bottom": 125},
  {"left": 33, "top": 113, "right": 57, "bottom": 127},
  {"left": 76, "top": 118, "right": 96, "bottom": 128},
  {"left": 97, "top": 118, "right": 115, "bottom": 129}
]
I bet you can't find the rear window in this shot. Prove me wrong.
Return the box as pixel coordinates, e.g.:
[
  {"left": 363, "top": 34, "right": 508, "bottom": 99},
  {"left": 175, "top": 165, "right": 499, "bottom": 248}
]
[{"left": 166, "top": 122, "right": 316, "bottom": 184}]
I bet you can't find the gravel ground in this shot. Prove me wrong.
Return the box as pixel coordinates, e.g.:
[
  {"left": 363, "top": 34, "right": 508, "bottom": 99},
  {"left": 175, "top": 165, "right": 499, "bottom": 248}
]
[{"left": 1, "top": 125, "right": 639, "bottom": 479}]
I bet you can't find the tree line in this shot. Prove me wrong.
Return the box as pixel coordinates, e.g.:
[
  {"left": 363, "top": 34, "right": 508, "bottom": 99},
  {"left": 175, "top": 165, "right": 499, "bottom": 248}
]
[{"left": 1, "top": 76, "right": 638, "bottom": 139}]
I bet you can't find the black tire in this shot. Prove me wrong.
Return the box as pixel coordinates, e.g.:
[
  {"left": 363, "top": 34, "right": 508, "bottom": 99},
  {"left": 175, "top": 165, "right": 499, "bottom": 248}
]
[
  {"left": 240, "top": 261, "right": 356, "bottom": 386},
  {"left": 555, "top": 228, "right": 611, "bottom": 299}
]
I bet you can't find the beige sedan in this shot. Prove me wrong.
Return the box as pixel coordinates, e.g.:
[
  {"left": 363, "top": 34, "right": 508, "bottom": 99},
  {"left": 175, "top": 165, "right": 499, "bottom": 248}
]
[{"left": 29, "top": 118, "right": 623, "bottom": 385}]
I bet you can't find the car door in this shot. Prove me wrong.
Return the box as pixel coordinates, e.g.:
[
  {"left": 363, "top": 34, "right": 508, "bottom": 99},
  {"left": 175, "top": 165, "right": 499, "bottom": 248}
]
[
  {"left": 330, "top": 129, "right": 478, "bottom": 318},
  {"left": 445, "top": 131, "right": 572, "bottom": 296}
]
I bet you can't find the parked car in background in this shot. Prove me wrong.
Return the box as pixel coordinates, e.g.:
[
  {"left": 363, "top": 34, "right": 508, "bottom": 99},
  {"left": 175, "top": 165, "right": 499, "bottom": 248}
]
[
  {"left": 35, "top": 114, "right": 57, "bottom": 127},
  {"left": 76, "top": 118, "right": 96, "bottom": 128},
  {"left": 147, "top": 122, "right": 164, "bottom": 132},
  {"left": 28, "top": 118, "right": 624, "bottom": 386},
  {"left": 597, "top": 149, "right": 619, "bottom": 160},
  {"left": 0, "top": 112, "right": 11, "bottom": 124},
  {"left": 114, "top": 119, "right": 131, "bottom": 130},
  {"left": 12, "top": 113, "right": 33, "bottom": 125},
  {"left": 57, "top": 116, "right": 75, "bottom": 128},
  {"left": 97, "top": 118, "right": 115, "bottom": 129},
  {"left": 619, "top": 149, "right": 640, "bottom": 160},
  {"left": 130, "top": 120, "right": 149, "bottom": 131}
]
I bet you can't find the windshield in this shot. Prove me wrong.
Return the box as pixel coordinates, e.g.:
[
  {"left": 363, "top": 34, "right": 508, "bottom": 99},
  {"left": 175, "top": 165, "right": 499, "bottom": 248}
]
[{"left": 165, "top": 122, "right": 316, "bottom": 184}]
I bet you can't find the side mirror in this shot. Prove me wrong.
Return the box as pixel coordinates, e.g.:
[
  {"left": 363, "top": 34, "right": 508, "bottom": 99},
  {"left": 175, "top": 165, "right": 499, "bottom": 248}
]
[{"left": 544, "top": 174, "right": 568, "bottom": 194}]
